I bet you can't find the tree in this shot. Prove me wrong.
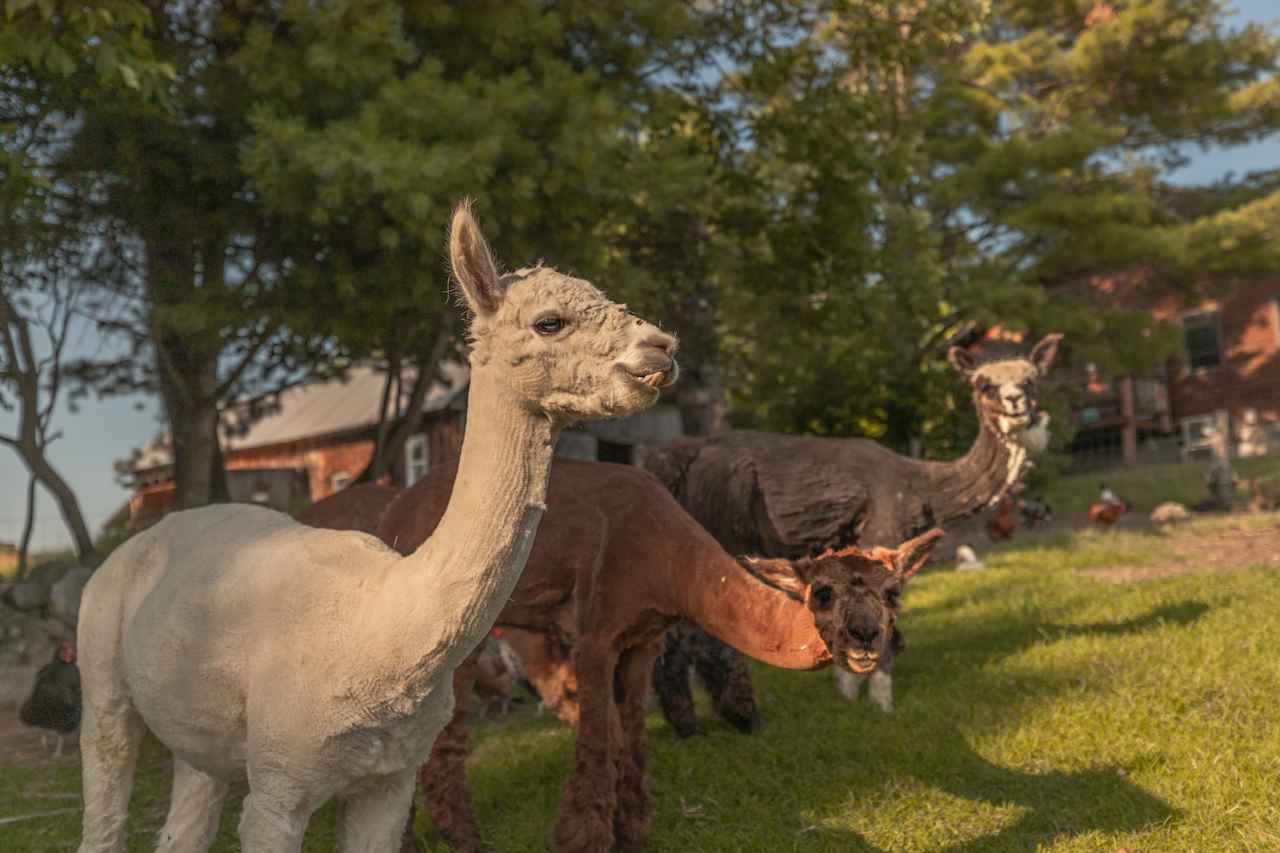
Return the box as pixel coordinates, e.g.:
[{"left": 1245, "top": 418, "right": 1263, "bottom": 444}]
[
  {"left": 707, "top": 0, "right": 1280, "bottom": 455},
  {"left": 9, "top": 1, "right": 724, "bottom": 508},
  {"left": 1, "top": 1, "right": 173, "bottom": 562},
  {"left": 0, "top": 251, "right": 97, "bottom": 564}
]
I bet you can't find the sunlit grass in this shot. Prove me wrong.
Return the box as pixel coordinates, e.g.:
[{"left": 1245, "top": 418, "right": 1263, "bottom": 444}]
[{"left": 3, "top": 515, "right": 1279, "bottom": 851}]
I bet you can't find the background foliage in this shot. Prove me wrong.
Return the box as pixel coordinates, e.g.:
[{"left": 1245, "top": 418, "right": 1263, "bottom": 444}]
[{"left": 3, "top": 0, "right": 1280, "bottom": 514}]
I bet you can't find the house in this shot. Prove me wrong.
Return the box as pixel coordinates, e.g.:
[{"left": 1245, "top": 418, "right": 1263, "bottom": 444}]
[
  {"left": 1067, "top": 272, "right": 1280, "bottom": 468},
  {"left": 111, "top": 363, "right": 684, "bottom": 531}
]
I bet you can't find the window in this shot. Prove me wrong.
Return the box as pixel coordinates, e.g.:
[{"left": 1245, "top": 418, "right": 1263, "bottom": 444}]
[
  {"left": 1180, "top": 310, "right": 1222, "bottom": 369},
  {"left": 405, "top": 434, "right": 429, "bottom": 484},
  {"left": 329, "top": 471, "right": 352, "bottom": 492},
  {"left": 1272, "top": 296, "right": 1280, "bottom": 347}
]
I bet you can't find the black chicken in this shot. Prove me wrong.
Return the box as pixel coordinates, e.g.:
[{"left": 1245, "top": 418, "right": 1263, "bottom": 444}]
[{"left": 19, "top": 640, "right": 81, "bottom": 758}]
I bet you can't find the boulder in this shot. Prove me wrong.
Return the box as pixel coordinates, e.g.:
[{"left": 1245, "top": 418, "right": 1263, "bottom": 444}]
[
  {"left": 3, "top": 581, "right": 49, "bottom": 612},
  {"left": 27, "top": 559, "right": 75, "bottom": 589},
  {"left": 49, "top": 566, "right": 93, "bottom": 628}
]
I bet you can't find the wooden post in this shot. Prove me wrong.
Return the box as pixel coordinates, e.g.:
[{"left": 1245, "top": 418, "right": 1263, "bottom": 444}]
[{"left": 1119, "top": 375, "right": 1138, "bottom": 465}]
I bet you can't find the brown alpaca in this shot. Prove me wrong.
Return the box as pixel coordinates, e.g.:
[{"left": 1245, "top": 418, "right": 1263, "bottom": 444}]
[{"left": 300, "top": 461, "right": 941, "bottom": 853}]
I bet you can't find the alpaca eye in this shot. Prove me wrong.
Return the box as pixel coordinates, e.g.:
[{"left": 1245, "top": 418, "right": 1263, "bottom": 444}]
[
  {"left": 812, "top": 586, "right": 834, "bottom": 609},
  {"left": 534, "top": 316, "right": 565, "bottom": 335}
]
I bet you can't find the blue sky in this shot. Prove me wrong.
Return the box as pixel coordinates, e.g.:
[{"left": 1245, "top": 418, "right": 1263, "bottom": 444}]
[{"left": 4, "top": 1, "right": 1280, "bottom": 550}]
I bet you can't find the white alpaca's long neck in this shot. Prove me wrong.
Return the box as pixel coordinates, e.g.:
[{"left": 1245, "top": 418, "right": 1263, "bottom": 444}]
[{"left": 390, "top": 365, "right": 557, "bottom": 682}]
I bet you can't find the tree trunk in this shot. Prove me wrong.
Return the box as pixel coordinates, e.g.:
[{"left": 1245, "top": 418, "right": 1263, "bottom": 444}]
[
  {"left": 355, "top": 320, "right": 454, "bottom": 484},
  {"left": 210, "top": 432, "right": 230, "bottom": 503},
  {"left": 147, "top": 234, "right": 226, "bottom": 510},
  {"left": 19, "top": 442, "right": 96, "bottom": 561},
  {"left": 16, "top": 474, "right": 36, "bottom": 580},
  {"left": 674, "top": 363, "right": 728, "bottom": 437},
  {"left": 0, "top": 291, "right": 97, "bottom": 562},
  {"left": 159, "top": 353, "right": 223, "bottom": 510}
]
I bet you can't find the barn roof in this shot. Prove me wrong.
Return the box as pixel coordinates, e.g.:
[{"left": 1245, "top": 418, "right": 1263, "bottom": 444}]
[{"left": 126, "top": 362, "right": 469, "bottom": 474}]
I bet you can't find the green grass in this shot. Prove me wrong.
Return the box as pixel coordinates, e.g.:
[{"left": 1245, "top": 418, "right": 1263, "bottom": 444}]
[
  {"left": 4, "top": 515, "right": 1280, "bottom": 851},
  {"left": 1043, "top": 456, "right": 1280, "bottom": 517}
]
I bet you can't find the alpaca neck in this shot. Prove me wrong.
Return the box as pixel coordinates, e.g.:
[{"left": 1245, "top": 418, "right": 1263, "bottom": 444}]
[
  {"left": 388, "top": 365, "right": 556, "bottom": 680},
  {"left": 915, "top": 403, "right": 1024, "bottom": 524},
  {"left": 672, "top": 544, "right": 831, "bottom": 671}
]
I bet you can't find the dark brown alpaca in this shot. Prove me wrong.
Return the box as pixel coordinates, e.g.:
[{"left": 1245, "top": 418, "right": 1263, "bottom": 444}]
[
  {"left": 300, "top": 460, "right": 941, "bottom": 853},
  {"left": 642, "top": 333, "right": 1062, "bottom": 725}
]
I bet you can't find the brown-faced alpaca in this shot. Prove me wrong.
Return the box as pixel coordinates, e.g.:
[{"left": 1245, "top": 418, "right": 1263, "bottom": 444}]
[
  {"left": 74, "top": 204, "right": 677, "bottom": 853},
  {"left": 301, "top": 460, "right": 941, "bottom": 853},
  {"left": 643, "top": 333, "right": 1061, "bottom": 728}
]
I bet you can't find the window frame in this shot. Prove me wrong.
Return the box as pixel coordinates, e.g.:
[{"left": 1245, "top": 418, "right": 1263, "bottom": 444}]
[
  {"left": 1179, "top": 309, "right": 1223, "bottom": 370},
  {"left": 404, "top": 433, "right": 429, "bottom": 484}
]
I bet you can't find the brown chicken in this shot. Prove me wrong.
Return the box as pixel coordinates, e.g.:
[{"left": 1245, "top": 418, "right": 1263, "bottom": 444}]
[{"left": 985, "top": 494, "right": 1016, "bottom": 541}]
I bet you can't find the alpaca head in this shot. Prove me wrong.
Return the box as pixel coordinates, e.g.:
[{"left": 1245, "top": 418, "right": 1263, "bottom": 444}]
[
  {"left": 948, "top": 333, "right": 1062, "bottom": 445},
  {"left": 448, "top": 201, "right": 678, "bottom": 424},
  {"left": 740, "top": 528, "right": 943, "bottom": 674}
]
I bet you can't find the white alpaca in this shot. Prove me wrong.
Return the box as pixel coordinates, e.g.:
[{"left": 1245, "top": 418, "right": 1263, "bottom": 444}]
[{"left": 74, "top": 202, "right": 678, "bottom": 853}]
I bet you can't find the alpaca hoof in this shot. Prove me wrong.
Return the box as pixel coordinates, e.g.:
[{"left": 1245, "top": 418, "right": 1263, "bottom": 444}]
[
  {"left": 673, "top": 719, "right": 699, "bottom": 738},
  {"left": 727, "top": 710, "right": 762, "bottom": 734},
  {"left": 398, "top": 833, "right": 425, "bottom": 853}
]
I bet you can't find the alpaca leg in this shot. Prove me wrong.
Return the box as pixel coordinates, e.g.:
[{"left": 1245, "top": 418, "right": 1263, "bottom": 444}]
[
  {"left": 691, "top": 629, "right": 760, "bottom": 734},
  {"left": 834, "top": 668, "right": 863, "bottom": 702},
  {"left": 420, "top": 656, "right": 489, "bottom": 853},
  {"left": 337, "top": 769, "right": 418, "bottom": 853},
  {"left": 76, "top": 698, "right": 145, "bottom": 853},
  {"left": 867, "top": 668, "right": 894, "bottom": 713},
  {"left": 238, "top": 783, "right": 315, "bottom": 853},
  {"left": 613, "top": 643, "right": 661, "bottom": 853},
  {"left": 867, "top": 630, "right": 902, "bottom": 713},
  {"left": 652, "top": 626, "right": 698, "bottom": 738},
  {"left": 554, "top": 643, "right": 620, "bottom": 853},
  {"left": 155, "top": 759, "right": 229, "bottom": 853}
]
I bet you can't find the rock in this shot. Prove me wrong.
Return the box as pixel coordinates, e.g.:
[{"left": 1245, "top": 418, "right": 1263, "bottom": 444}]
[
  {"left": 27, "top": 560, "right": 75, "bottom": 589},
  {"left": 3, "top": 581, "right": 49, "bottom": 612},
  {"left": 0, "top": 664, "right": 40, "bottom": 707},
  {"left": 49, "top": 567, "right": 93, "bottom": 628},
  {"left": 1150, "top": 501, "right": 1191, "bottom": 524}
]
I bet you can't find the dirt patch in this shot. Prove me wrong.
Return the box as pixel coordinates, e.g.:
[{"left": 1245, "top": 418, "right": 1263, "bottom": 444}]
[
  {"left": 0, "top": 705, "right": 78, "bottom": 770},
  {"left": 1083, "top": 521, "right": 1280, "bottom": 581}
]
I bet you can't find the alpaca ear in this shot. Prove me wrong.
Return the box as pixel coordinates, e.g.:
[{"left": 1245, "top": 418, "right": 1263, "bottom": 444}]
[
  {"left": 892, "top": 528, "right": 944, "bottom": 580},
  {"left": 948, "top": 346, "right": 977, "bottom": 377},
  {"left": 1028, "top": 333, "right": 1063, "bottom": 376},
  {"left": 448, "top": 199, "right": 502, "bottom": 316},
  {"left": 738, "top": 556, "right": 809, "bottom": 600}
]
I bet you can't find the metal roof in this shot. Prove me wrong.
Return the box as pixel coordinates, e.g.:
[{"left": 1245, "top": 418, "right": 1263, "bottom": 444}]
[{"left": 128, "top": 362, "right": 469, "bottom": 473}]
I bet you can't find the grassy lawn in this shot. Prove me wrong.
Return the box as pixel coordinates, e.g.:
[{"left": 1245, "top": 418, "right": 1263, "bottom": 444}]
[
  {"left": 1043, "top": 455, "right": 1280, "bottom": 517},
  {"left": 4, "top": 514, "right": 1279, "bottom": 851}
]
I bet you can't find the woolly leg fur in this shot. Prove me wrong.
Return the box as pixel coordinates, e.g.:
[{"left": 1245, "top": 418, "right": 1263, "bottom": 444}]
[
  {"left": 553, "top": 640, "right": 622, "bottom": 853},
  {"left": 155, "top": 760, "right": 229, "bottom": 853},
  {"left": 337, "top": 768, "right": 419, "bottom": 853},
  {"left": 652, "top": 628, "right": 699, "bottom": 738},
  {"left": 613, "top": 642, "right": 662, "bottom": 853},
  {"left": 418, "top": 655, "right": 490, "bottom": 853},
  {"left": 76, "top": 565, "right": 146, "bottom": 853}
]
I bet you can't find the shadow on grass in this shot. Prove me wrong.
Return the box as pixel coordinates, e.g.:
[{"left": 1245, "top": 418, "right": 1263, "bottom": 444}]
[
  {"left": 452, "top": 598, "right": 1198, "bottom": 851},
  {"left": 1041, "top": 599, "right": 1210, "bottom": 639}
]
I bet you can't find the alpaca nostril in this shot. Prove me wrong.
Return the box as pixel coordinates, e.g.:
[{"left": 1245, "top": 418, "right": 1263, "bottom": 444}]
[
  {"left": 849, "top": 624, "right": 880, "bottom": 647},
  {"left": 645, "top": 333, "right": 676, "bottom": 357}
]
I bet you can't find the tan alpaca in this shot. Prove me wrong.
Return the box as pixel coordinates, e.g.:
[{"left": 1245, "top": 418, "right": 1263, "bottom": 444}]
[
  {"left": 300, "top": 460, "right": 941, "bottom": 853},
  {"left": 74, "top": 202, "right": 677, "bottom": 853}
]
